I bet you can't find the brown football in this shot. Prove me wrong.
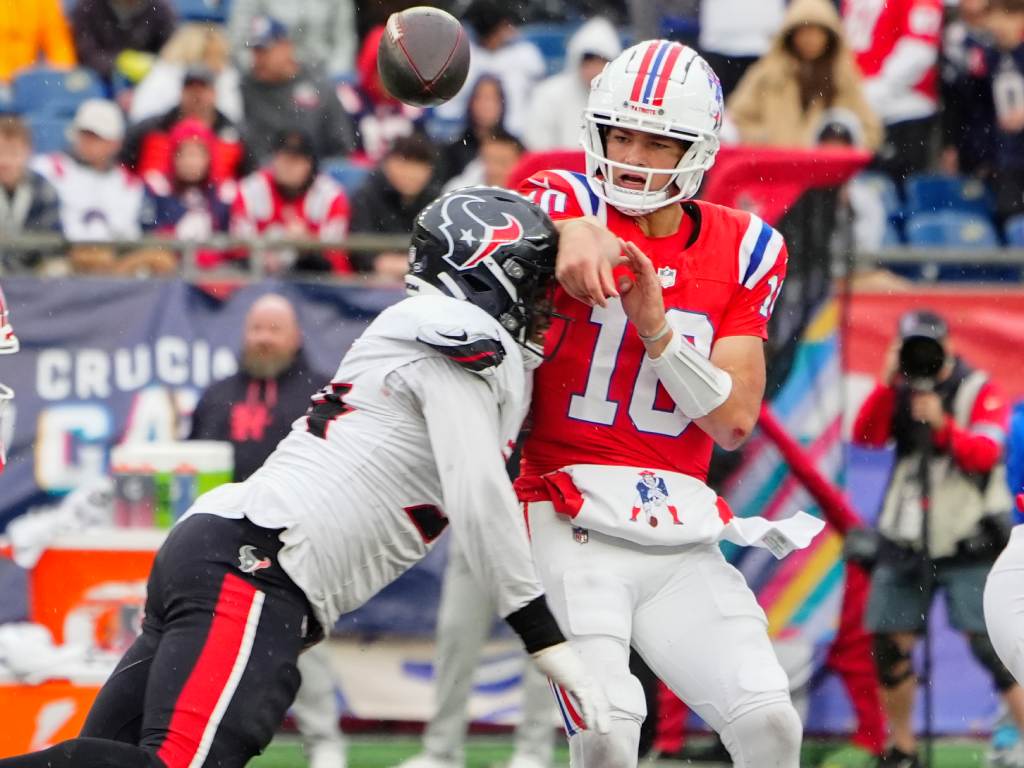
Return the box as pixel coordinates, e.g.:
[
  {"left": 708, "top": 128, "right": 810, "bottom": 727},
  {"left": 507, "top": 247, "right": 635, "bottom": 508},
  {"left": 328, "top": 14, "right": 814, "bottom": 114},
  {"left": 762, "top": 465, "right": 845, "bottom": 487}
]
[{"left": 377, "top": 6, "right": 471, "bottom": 108}]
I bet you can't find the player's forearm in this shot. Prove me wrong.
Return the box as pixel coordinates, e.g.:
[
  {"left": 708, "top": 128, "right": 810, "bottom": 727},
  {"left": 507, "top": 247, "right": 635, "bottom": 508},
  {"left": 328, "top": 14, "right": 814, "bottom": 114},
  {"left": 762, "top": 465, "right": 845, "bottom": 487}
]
[
  {"left": 695, "top": 374, "right": 762, "bottom": 451},
  {"left": 642, "top": 330, "right": 763, "bottom": 450}
]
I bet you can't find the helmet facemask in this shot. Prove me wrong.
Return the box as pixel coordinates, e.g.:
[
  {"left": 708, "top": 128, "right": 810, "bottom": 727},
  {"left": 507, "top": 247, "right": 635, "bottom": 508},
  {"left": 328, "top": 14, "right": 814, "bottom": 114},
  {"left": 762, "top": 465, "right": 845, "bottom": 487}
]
[
  {"left": 492, "top": 252, "right": 557, "bottom": 366},
  {"left": 582, "top": 116, "right": 718, "bottom": 216}
]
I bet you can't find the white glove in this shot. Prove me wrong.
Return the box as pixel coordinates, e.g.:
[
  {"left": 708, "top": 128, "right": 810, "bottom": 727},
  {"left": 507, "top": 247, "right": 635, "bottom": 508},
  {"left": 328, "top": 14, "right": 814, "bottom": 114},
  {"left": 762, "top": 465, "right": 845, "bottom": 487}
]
[{"left": 531, "top": 641, "right": 611, "bottom": 734}]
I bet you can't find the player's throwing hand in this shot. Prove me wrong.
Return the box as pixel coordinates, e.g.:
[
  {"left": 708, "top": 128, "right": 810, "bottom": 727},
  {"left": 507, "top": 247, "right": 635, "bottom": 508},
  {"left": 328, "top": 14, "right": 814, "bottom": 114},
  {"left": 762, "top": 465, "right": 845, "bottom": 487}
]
[
  {"left": 555, "top": 217, "right": 625, "bottom": 307},
  {"left": 618, "top": 239, "right": 670, "bottom": 342}
]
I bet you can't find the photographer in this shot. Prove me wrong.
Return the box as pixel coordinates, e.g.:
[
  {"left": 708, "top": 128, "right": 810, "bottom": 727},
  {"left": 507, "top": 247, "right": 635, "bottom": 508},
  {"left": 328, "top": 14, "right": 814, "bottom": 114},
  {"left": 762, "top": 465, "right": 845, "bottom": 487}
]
[{"left": 853, "top": 310, "right": 1021, "bottom": 768}]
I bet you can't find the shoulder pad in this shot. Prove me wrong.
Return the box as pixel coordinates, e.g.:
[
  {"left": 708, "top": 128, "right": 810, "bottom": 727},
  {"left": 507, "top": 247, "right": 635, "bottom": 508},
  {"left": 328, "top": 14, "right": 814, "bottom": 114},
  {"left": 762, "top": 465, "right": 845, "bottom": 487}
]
[
  {"left": 518, "top": 169, "right": 599, "bottom": 219},
  {"left": 417, "top": 326, "right": 507, "bottom": 373},
  {"left": 374, "top": 295, "right": 512, "bottom": 375}
]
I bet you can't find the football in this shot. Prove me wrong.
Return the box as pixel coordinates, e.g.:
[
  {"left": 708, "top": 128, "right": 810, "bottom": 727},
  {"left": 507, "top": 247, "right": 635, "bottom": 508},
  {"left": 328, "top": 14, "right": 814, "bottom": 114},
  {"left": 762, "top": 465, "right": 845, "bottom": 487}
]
[{"left": 377, "top": 6, "right": 470, "bottom": 108}]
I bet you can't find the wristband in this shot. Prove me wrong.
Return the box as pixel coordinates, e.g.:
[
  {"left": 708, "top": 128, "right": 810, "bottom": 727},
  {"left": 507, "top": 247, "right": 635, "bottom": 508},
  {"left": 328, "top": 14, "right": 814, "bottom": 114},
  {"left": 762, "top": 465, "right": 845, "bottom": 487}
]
[
  {"left": 638, "top": 322, "right": 671, "bottom": 343},
  {"left": 504, "top": 595, "right": 566, "bottom": 654}
]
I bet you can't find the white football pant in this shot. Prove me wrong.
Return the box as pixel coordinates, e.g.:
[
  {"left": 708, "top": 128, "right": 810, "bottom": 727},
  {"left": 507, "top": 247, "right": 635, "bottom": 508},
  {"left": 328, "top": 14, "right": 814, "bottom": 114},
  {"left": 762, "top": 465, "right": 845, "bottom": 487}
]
[
  {"left": 293, "top": 643, "right": 347, "bottom": 767},
  {"left": 527, "top": 501, "right": 802, "bottom": 768},
  {"left": 421, "top": 536, "right": 556, "bottom": 765},
  {"left": 985, "top": 526, "right": 1024, "bottom": 686}
]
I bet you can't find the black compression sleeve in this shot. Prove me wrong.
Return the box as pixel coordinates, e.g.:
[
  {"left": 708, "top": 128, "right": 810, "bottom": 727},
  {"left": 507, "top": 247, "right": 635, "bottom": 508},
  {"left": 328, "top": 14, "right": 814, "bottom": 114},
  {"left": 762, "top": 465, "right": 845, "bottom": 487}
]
[{"left": 504, "top": 594, "right": 566, "bottom": 654}]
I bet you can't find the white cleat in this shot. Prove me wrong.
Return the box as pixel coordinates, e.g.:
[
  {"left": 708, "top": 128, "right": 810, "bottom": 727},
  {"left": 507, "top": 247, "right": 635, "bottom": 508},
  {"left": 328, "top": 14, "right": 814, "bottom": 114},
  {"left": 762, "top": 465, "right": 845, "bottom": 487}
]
[
  {"left": 308, "top": 742, "right": 347, "bottom": 768},
  {"left": 500, "top": 755, "right": 550, "bottom": 768},
  {"left": 391, "top": 754, "right": 461, "bottom": 768}
]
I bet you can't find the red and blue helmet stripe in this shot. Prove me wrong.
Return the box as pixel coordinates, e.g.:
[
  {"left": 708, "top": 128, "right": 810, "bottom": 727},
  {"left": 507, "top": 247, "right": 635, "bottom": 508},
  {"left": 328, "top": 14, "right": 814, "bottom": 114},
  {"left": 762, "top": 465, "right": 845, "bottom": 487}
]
[{"left": 628, "top": 41, "right": 686, "bottom": 107}]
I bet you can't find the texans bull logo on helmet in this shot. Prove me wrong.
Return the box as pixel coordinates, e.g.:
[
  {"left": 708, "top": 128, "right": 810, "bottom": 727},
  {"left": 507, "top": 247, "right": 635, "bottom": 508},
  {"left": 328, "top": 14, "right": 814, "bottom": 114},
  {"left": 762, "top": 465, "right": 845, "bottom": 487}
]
[{"left": 437, "top": 192, "right": 526, "bottom": 271}]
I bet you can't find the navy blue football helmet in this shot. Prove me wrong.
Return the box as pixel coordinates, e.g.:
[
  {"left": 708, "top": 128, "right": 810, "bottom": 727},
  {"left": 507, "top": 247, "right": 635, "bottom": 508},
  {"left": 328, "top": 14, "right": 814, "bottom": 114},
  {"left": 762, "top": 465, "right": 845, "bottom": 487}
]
[{"left": 405, "top": 186, "right": 559, "bottom": 356}]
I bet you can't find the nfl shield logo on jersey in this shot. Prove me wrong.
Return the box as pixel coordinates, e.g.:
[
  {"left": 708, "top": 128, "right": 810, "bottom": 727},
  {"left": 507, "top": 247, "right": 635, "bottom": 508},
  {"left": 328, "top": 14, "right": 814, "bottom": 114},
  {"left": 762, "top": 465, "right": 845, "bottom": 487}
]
[
  {"left": 573, "top": 526, "right": 589, "bottom": 545},
  {"left": 630, "top": 471, "right": 682, "bottom": 528},
  {"left": 656, "top": 266, "right": 676, "bottom": 288}
]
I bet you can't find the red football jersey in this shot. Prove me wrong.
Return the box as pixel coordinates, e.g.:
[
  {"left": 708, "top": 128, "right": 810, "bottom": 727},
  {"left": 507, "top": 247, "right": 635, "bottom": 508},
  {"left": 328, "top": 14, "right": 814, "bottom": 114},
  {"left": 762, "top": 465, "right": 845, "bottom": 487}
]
[
  {"left": 843, "top": 0, "right": 942, "bottom": 104},
  {"left": 518, "top": 170, "right": 787, "bottom": 482}
]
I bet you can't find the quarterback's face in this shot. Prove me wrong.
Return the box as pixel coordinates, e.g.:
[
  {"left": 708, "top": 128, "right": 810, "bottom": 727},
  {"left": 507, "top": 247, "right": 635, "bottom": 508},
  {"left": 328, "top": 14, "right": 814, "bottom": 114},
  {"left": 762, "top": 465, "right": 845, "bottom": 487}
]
[{"left": 604, "top": 127, "right": 687, "bottom": 192}]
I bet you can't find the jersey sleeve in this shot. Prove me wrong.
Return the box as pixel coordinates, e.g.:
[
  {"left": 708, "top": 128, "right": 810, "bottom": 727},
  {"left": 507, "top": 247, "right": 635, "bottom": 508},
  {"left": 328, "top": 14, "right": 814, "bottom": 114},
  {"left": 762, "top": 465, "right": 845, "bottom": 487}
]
[
  {"left": 396, "top": 357, "right": 544, "bottom": 618},
  {"left": 516, "top": 169, "right": 594, "bottom": 222},
  {"left": 718, "top": 216, "right": 788, "bottom": 340},
  {"left": 933, "top": 378, "right": 1008, "bottom": 474}
]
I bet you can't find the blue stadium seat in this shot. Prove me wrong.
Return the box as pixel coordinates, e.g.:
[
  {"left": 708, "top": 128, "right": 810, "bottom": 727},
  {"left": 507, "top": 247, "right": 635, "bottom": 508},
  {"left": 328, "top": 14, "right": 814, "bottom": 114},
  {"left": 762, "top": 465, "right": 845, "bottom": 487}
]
[
  {"left": 520, "top": 23, "right": 577, "bottom": 77},
  {"left": 905, "top": 211, "right": 999, "bottom": 247},
  {"left": 11, "top": 67, "right": 104, "bottom": 117},
  {"left": 1006, "top": 215, "right": 1024, "bottom": 247},
  {"left": 324, "top": 160, "right": 371, "bottom": 194},
  {"left": 881, "top": 220, "right": 903, "bottom": 246},
  {"left": 173, "top": 0, "right": 229, "bottom": 22},
  {"left": 904, "top": 173, "right": 992, "bottom": 216},
  {"left": 27, "top": 114, "right": 70, "bottom": 153},
  {"left": 424, "top": 115, "right": 463, "bottom": 144}
]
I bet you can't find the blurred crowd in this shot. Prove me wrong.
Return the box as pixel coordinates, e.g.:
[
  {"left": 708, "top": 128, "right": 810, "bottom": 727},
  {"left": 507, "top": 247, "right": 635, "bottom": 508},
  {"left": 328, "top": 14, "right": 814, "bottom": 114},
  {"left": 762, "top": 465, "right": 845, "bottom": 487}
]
[{"left": 0, "top": 0, "right": 1022, "bottom": 279}]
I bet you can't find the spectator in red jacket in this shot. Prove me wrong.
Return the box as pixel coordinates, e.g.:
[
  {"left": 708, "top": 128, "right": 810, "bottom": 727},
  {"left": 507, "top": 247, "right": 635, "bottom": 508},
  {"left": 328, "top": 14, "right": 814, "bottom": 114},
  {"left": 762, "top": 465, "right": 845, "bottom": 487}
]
[
  {"left": 230, "top": 129, "right": 351, "bottom": 275},
  {"left": 843, "top": 0, "right": 944, "bottom": 183},
  {"left": 140, "top": 118, "right": 233, "bottom": 270},
  {"left": 336, "top": 25, "right": 426, "bottom": 163},
  {"left": 122, "top": 65, "right": 250, "bottom": 188}
]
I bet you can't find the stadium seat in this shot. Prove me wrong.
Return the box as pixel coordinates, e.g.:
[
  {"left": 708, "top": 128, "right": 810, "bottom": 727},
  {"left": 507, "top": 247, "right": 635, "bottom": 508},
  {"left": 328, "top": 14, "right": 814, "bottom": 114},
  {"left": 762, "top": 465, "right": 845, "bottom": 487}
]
[
  {"left": 27, "top": 114, "right": 70, "bottom": 153},
  {"left": 172, "top": 0, "right": 229, "bottom": 22},
  {"left": 904, "top": 173, "right": 993, "bottom": 216},
  {"left": 520, "top": 23, "right": 578, "bottom": 77},
  {"left": 905, "top": 211, "right": 999, "bottom": 247},
  {"left": 1006, "top": 215, "right": 1024, "bottom": 247},
  {"left": 324, "top": 159, "right": 371, "bottom": 194},
  {"left": 424, "top": 114, "right": 463, "bottom": 143},
  {"left": 11, "top": 67, "right": 104, "bottom": 117}
]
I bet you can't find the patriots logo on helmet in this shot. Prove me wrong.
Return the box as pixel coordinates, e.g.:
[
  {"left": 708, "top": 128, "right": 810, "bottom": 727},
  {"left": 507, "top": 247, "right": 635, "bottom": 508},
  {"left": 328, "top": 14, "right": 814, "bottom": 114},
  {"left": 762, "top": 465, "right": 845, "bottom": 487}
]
[{"left": 437, "top": 192, "right": 526, "bottom": 271}]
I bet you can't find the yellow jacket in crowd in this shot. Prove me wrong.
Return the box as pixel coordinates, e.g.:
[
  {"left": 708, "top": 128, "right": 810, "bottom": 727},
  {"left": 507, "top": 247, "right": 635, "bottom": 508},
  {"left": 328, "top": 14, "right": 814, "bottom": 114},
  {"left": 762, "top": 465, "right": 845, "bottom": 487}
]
[{"left": 0, "top": 0, "right": 77, "bottom": 82}]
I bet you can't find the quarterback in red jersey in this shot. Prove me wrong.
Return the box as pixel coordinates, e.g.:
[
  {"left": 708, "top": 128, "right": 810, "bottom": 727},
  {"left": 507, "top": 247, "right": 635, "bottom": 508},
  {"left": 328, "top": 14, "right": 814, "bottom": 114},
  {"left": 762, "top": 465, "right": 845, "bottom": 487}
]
[{"left": 515, "top": 41, "right": 816, "bottom": 768}]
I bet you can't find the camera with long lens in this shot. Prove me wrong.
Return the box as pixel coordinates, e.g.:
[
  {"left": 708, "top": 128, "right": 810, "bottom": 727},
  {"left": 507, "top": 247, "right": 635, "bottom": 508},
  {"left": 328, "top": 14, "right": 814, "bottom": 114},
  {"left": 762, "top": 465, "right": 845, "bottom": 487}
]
[{"left": 897, "top": 310, "right": 948, "bottom": 391}]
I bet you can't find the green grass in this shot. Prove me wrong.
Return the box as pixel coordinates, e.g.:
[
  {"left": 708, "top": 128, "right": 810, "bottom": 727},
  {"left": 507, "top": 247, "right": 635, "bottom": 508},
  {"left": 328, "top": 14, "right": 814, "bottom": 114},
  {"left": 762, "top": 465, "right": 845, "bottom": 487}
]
[{"left": 248, "top": 735, "right": 990, "bottom": 767}]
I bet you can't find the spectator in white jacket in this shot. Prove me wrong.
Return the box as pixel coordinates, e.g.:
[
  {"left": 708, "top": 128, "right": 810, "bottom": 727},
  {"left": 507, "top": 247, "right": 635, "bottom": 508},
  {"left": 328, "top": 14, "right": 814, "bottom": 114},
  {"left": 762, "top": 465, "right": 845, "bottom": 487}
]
[
  {"left": 432, "top": 0, "right": 546, "bottom": 139},
  {"left": 523, "top": 17, "right": 622, "bottom": 151},
  {"left": 699, "top": 0, "right": 787, "bottom": 96},
  {"left": 32, "top": 100, "right": 176, "bottom": 275},
  {"left": 32, "top": 100, "right": 143, "bottom": 245}
]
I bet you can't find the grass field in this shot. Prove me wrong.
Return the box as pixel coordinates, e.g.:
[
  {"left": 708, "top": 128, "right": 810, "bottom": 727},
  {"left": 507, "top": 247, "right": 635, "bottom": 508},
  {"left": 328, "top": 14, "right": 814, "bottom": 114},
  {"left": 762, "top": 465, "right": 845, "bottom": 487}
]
[{"left": 247, "top": 735, "right": 992, "bottom": 767}]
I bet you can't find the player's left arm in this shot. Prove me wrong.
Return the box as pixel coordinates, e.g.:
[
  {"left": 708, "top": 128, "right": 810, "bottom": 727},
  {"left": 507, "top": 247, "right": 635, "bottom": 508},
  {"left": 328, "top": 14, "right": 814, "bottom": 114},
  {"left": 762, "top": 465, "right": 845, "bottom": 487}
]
[{"left": 617, "top": 239, "right": 779, "bottom": 450}]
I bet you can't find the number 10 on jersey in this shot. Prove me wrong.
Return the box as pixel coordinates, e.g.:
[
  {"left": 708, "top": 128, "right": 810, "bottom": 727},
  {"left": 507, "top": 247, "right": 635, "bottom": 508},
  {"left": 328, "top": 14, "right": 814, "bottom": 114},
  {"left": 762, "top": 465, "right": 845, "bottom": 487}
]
[{"left": 568, "top": 304, "right": 714, "bottom": 438}]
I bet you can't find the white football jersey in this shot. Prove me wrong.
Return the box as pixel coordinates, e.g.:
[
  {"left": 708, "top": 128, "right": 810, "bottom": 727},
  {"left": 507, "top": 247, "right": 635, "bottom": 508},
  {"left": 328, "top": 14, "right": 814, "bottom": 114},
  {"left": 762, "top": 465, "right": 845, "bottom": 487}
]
[{"left": 185, "top": 294, "right": 543, "bottom": 630}]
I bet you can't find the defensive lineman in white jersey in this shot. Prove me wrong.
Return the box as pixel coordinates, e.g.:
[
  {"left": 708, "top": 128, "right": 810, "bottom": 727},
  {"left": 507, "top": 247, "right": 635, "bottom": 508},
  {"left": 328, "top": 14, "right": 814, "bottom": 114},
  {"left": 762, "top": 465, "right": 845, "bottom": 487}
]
[
  {"left": 0, "top": 188, "right": 609, "bottom": 768},
  {"left": 985, "top": 496, "right": 1024, "bottom": 686}
]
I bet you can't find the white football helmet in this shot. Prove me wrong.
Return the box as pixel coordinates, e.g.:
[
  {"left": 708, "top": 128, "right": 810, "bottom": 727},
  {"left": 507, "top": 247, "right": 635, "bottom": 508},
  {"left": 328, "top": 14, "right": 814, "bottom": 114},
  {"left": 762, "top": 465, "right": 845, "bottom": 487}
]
[
  {"left": 0, "top": 283, "right": 18, "bottom": 474},
  {"left": 582, "top": 40, "right": 724, "bottom": 216}
]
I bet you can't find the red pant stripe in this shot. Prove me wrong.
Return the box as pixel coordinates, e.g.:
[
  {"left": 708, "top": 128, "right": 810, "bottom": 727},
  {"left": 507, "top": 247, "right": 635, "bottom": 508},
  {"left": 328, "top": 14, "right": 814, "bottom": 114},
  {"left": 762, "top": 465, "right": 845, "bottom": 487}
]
[{"left": 157, "top": 573, "right": 265, "bottom": 768}]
